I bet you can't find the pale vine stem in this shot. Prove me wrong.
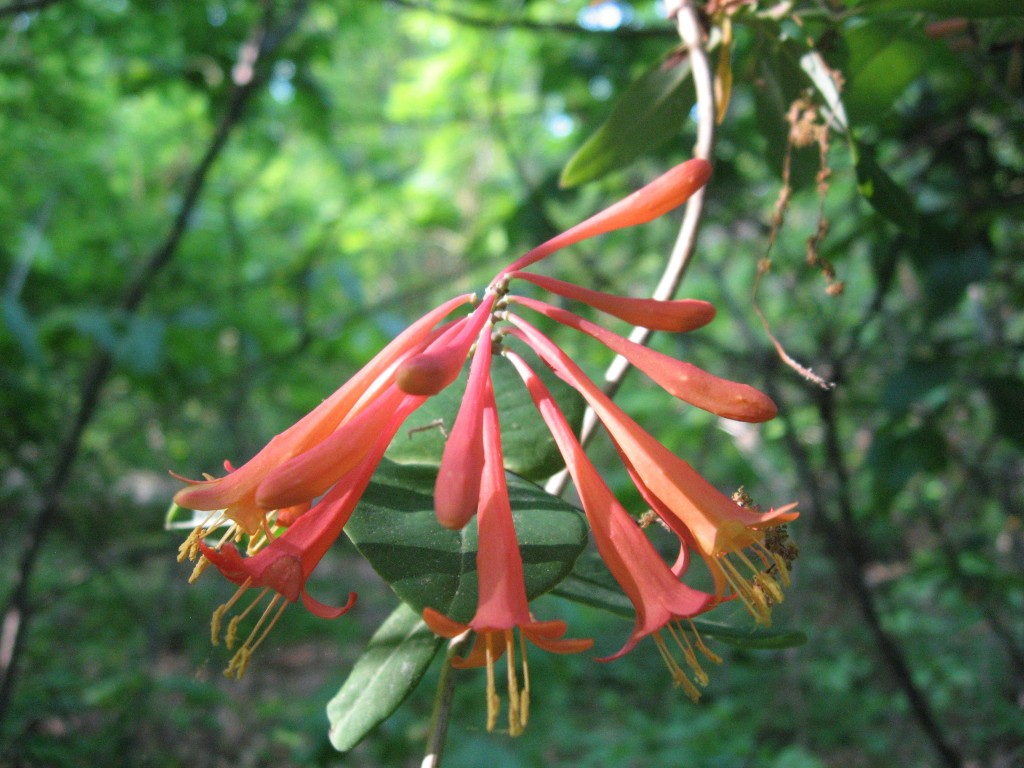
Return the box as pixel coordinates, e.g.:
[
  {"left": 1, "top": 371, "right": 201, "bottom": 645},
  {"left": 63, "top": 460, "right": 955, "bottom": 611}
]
[{"left": 546, "top": 0, "right": 717, "bottom": 497}]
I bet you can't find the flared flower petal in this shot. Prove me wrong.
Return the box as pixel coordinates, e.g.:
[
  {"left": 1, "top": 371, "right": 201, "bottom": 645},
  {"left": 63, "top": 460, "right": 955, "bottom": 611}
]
[
  {"left": 507, "top": 271, "right": 716, "bottom": 332},
  {"left": 511, "top": 296, "right": 777, "bottom": 422}
]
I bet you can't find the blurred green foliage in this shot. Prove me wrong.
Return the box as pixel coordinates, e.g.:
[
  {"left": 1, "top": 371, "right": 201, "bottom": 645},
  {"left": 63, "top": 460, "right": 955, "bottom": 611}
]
[{"left": 1, "top": 1, "right": 1022, "bottom": 767}]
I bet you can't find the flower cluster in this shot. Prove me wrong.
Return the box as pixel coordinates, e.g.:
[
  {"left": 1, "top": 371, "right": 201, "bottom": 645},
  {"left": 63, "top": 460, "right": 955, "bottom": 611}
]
[{"left": 173, "top": 159, "right": 797, "bottom": 731}]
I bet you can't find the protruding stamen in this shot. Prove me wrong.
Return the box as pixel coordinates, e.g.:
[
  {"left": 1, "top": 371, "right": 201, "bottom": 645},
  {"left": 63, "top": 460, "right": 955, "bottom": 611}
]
[
  {"left": 209, "top": 577, "right": 254, "bottom": 646},
  {"left": 653, "top": 631, "right": 701, "bottom": 703},
  {"left": 223, "top": 593, "right": 288, "bottom": 680},
  {"left": 484, "top": 634, "right": 499, "bottom": 732},
  {"left": 225, "top": 586, "right": 272, "bottom": 650},
  {"left": 518, "top": 631, "right": 531, "bottom": 731},
  {"left": 188, "top": 555, "right": 210, "bottom": 583},
  {"left": 505, "top": 631, "right": 523, "bottom": 737},
  {"left": 178, "top": 511, "right": 229, "bottom": 563},
  {"left": 688, "top": 620, "right": 723, "bottom": 665}
]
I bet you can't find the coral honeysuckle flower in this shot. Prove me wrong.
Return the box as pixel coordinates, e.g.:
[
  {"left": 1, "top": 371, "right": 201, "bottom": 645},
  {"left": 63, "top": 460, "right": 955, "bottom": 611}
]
[
  {"left": 507, "top": 270, "right": 717, "bottom": 332},
  {"left": 505, "top": 316, "right": 798, "bottom": 625},
  {"left": 422, "top": 378, "right": 591, "bottom": 736},
  {"left": 498, "top": 158, "right": 712, "bottom": 277},
  {"left": 432, "top": 321, "right": 493, "bottom": 530},
  {"left": 174, "top": 298, "right": 493, "bottom": 675},
  {"left": 508, "top": 295, "right": 777, "bottom": 422},
  {"left": 199, "top": 398, "right": 417, "bottom": 679},
  {"left": 174, "top": 157, "right": 798, "bottom": 696},
  {"left": 505, "top": 350, "right": 720, "bottom": 701},
  {"left": 173, "top": 293, "right": 475, "bottom": 538}
]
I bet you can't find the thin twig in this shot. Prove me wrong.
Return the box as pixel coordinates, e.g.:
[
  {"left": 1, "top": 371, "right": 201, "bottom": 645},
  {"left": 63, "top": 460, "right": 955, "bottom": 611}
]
[
  {"left": 0, "top": 0, "right": 309, "bottom": 727},
  {"left": 547, "top": 0, "right": 716, "bottom": 496},
  {"left": 421, "top": 632, "right": 472, "bottom": 768}
]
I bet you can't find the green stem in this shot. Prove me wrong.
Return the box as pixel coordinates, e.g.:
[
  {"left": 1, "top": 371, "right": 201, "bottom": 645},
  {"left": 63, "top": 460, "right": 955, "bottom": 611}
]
[{"left": 422, "top": 633, "right": 471, "bottom": 768}]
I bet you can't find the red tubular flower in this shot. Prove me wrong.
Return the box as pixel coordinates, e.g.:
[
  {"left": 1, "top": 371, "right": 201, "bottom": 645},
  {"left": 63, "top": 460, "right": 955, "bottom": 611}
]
[
  {"left": 197, "top": 401, "right": 415, "bottom": 679},
  {"left": 505, "top": 350, "right": 721, "bottom": 700},
  {"left": 433, "top": 321, "right": 493, "bottom": 530},
  {"left": 500, "top": 159, "right": 712, "bottom": 275},
  {"left": 173, "top": 293, "right": 474, "bottom": 536},
  {"left": 507, "top": 270, "right": 716, "bottom": 332},
  {"left": 173, "top": 295, "right": 489, "bottom": 676},
  {"left": 422, "top": 378, "right": 591, "bottom": 735},
  {"left": 509, "top": 295, "right": 777, "bottom": 422},
  {"left": 506, "top": 316, "right": 798, "bottom": 625},
  {"left": 174, "top": 157, "right": 799, "bottom": 703}
]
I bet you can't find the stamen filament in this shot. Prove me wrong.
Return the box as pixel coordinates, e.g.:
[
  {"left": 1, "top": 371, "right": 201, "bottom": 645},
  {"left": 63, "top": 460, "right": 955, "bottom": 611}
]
[
  {"left": 518, "top": 631, "right": 531, "bottom": 730},
  {"left": 210, "top": 577, "right": 253, "bottom": 646},
  {"left": 484, "top": 634, "right": 499, "bottom": 732},
  {"left": 226, "top": 586, "right": 272, "bottom": 650},
  {"left": 505, "top": 630, "right": 522, "bottom": 736}
]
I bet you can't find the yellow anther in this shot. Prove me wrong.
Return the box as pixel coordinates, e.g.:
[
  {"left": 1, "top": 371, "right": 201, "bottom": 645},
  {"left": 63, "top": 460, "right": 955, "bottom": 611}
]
[
  {"left": 654, "top": 631, "right": 702, "bottom": 703},
  {"left": 209, "top": 577, "right": 254, "bottom": 647},
  {"left": 225, "top": 615, "right": 243, "bottom": 650},
  {"left": 211, "top": 604, "right": 228, "bottom": 646},
  {"left": 688, "top": 621, "right": 723, "bottom": 665},
  {"left": 518, "top": 632, "right": 531, "bottom": 730},
  {"left": 188, "top": 555, "right": 210, "bottom": 583},
  {"left": 177, "top": 527, "right": 201, "bottom": 563}
]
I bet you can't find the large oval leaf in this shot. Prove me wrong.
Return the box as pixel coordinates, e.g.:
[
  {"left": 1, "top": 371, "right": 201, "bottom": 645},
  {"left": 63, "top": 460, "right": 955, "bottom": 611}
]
[
  {"left": 327, "top": 602, "right": 443, "bottom": 752},
  {"left": 560, "top": 52, "right": 694, "bottom": 188},
  {"left": 386, "top": 351, "right": 584, "bottom": 481},
  {"left": 552, "top": 551, "right": 808, "bottom": 650},
  {"left": 345, "top": 459, "right": 589, "bottom": 623}
]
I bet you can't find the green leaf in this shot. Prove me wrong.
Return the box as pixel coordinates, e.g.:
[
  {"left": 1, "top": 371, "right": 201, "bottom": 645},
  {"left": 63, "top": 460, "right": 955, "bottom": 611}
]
[
  {"left": 1, "top": 295, "right": 45, "bottom": 365},
  {"left": 841, "top": 23, "right": 934, "bottom": 124},
  {"left": 560, "top": 53, "right": 693, "bottom": 188},
  {"left": 690, "top": 620, "right": 808, "bottom": 650},
  {"left": 982, "top": 376, "right": 1024, "bottom": 449},
  {"left": 327, "top": 602, "right": 443, "bottom": 752},
  {"left": 386, "top": 352, "right": 584, "bottom": 481},
  {"left": 853, "top": 141, "right": 920, "bottom": 235},
  {"left": 346, "top": 459, "right": 589, "bottom": 623},
  {"left": 866, "top": 420, "right": 949, "bottom": 502},
  {"left": 751, "top": 36, "right": 819, "bottom": 187},
  {"left": 855, "top": 0, "right": 1020, "bottom": 18},
  {"left": 551, "top": 549, "right": 634, "bottom": 617},
  {"left": 553, "top": 552, "right": 807, "bottom": 649}
]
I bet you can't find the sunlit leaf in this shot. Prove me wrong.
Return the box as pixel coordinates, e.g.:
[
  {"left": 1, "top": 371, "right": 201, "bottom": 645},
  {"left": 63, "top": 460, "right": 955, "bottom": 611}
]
[
  {"left": 560, "top": 53, "right": 694, "bottom": 188},
  {"left": 840, "top": 22, "right": 952, "bottom": 123},
  {"left": 552, "top": 552, "right": 807, "bottom": 649}
]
